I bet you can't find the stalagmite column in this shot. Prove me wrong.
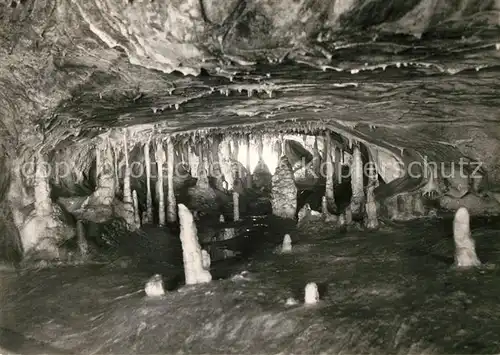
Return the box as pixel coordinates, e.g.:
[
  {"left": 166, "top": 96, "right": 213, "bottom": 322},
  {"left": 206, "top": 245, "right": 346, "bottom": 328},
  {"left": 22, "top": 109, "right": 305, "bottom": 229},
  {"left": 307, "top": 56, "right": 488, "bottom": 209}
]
[
  {"left": 364, "top": 185, "right": 379, "bottom": 229},
  {"left": 143, "top": 140, "right": 153, "bottom": 224},
  {"left": 246, "top": 134, "right": 252, "bottom": 188},
  {"left": 132, "top": 190, "right": 141, "bottom": 228},
  {"left": 334, "top": 147, "right": 342, "bottom": 184},
  {"left": 324, "top": 132, "right": 336, "bottom": 212},
  {"left": 350, "top": 142, "right": 365, "bottom": 216},
  {"left": 93, "top": 139, "right": 115, "bottom": 205},
  {"left": 122, "top": 130, "right": 132, "bottom": 206},
  {"left": 312, "top": 137, "right": 321, "bottom": 177},
  {"left": 345, "top": 206, "right": 353, "bottom": 225},
  {"left": 178, "top": 204, "right": 212, "bottom": 285},
  {"left": 188, "top": 142, "right": 200, "bottom": 178},
  {"left": 453, "top": 207, "right": 481, "bottom": 268},
  {"left": 220, "top": 138, "right": 234, "bottom": 190},
  {"left": 233, "top": 192, "right": 240, "bottom": 221},
  {"left": 155, "top": 140, "right": 166, "bottom": 226},
  {"left": 76, "top": 220, "right": 88, "bottom": 258},
  {"left": 271, "top": 156, "right": 297, "bottom": 219},
  {"left": 166, "top": 135, "right": 177, "bottom": 223},
  {"left": 210, "top": 136, "right": 224, "bottom": 190}
]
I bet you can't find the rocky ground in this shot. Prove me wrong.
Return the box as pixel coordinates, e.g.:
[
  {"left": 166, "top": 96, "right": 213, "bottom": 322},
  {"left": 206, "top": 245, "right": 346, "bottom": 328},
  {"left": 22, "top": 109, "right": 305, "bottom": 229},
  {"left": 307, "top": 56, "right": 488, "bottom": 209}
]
[{"left": 1, "top": 214, "right": 500, "bottom": 354}]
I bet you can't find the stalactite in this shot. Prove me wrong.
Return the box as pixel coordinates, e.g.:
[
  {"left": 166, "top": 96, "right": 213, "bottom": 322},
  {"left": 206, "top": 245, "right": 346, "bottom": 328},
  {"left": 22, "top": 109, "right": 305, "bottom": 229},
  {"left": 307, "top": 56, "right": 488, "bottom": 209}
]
[
  {"left": 350, "top": 142, "right": 365, "bottom": 216},
  {"left": 246, "top": 134, "right": 252, "bottom": 189},
  {"left": 233, "top": 192, "right": 240, "bottom": 221},
  {"left": 155, "top": 139, "right": 166, "bottom": 226},
  {"left": 166, "top": 135, "right": 177, "bottom": 223},
  {"left": 257, "top": 134, "right": 264, "bottom": 161},
  {"left": 143, "top": 139, "right": 153, "bottom": 224}
]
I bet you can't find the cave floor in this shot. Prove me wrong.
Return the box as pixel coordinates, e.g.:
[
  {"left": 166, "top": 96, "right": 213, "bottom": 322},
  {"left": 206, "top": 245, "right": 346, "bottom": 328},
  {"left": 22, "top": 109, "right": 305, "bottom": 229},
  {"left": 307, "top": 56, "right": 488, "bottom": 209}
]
[{"left": 1, "top": 215, "right": 500, "bottom": 354}]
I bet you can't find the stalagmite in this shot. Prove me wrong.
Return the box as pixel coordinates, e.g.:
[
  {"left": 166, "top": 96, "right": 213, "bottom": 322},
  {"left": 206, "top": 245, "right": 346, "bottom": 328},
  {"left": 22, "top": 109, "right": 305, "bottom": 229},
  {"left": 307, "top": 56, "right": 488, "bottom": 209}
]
[
  {"left": 271, "top": 156, "right": 297, "bottom": 219},
  {"left": 414, "top": 193, "right": 426, "bottom": 216},
  {"left": 312, "top": 137, "right": 321, "bottom": 177},
  {"left": 132, "top": 190, "right": 141, "bottom": 228},
  {"left": 145, "top": 274, "right": 165, "bottom": 297},
  {"left": 350, "top": 142, "right": 365, "bottom": 216},
  {"left": 304, "top": 282, "right": 319, "bottom": 305},
  {"left": 220, "top": 138, "right": 234, "bottom": 190},
  {"left": 76, "top": 220, "right": 88, "bottom": 258},
  {"left": 246, "top": 134, "right": 252, "bottom": 188},
  {"left": 155, "top": 140, "right": 166, "bottom": 226},
  {"left": 166, "top": 135, "right": 177, "bottom": 223},
  {"left": 233, "top": 192, "right": 240, "bottom": 221},
  {"left": 201, "top": 249, "right": 211, "bottom": 270},
  {"left": 209, "top": 136, "right": 224, "bottom": 190},
  {"left": 364, "top": 185, "right": 379, "bottom": 229},
  {"left": 453, "top": 207, "right": 481, "bottom": 268},
  {"left": 121, "top": 130, "right": 135, "bottom": 228},
  {"left": 178, "top": 204, "right": 212, "bottom": 285},
  {"left": 122, "top": 130, "right": 132, "bottom": 206},
  {"left": 321, "top": 196, "right": 328, "bottom": 215},
  {"left": 297, "top": 203, "right": 312, "bottom": 226},
  {"left": 143, "top": 140, "right": 153, "bottom": 223},
  {"left": 337, "top": 213, "right": 346, "bottom": 227},
  {"left": 92, "top": 139, "right": 115, "bottom": 205},
  {"left": 345, "top": 206, "right": 353, "bottom": 225},
  {"left": 188, "top": 143, "right": 200, "bottom": 178},
  {"left": 219, "top": 214, "right": 225, "bottom": 223},
  {"left": 281, "top": 234, "right": 292, "bottom": 253},
  {"left": 324, "top": 132, "right": 336, "bottom": 212},
  {"left": 334, "top": 147, "right": 342, "bottom": 184}
]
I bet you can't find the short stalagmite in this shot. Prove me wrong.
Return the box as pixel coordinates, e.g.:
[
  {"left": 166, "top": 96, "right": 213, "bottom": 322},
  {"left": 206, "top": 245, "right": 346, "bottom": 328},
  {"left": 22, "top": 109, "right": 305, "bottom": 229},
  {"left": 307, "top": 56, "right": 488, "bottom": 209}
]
[
  {"left": 304, "top": 282, "right": 319, "bottom": 305},
  {"left": 201, "top": 249, "right": 211, "bottom": 270},
  {"left": 178, "top": 204, "right": 212, "bottom": 285},
  {"left": 281, "top": 234, "right": 292, "bottom": 253},
  {"left": 145, "top": 274, "right": 165, "bottom": 297},
  {"left": 271, "top": 156, "right": 297, "bottom": 219},
  {"left": 345, "top": 205, "right": 353, "bottom": 225},
  {"left": 219, "top": 214, "right": 225, "bottom": 223},
  {"left": 453, "top": 207, "right": 481, "bottom": 268}
]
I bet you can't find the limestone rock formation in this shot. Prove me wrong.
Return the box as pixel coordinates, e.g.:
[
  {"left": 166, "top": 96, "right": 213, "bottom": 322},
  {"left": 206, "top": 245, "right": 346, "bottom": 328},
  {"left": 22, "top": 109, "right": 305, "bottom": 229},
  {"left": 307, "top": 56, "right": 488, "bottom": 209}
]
[
  {"left": 453, "top": 207, "right": 481, "bottom": 268},
  {"left": 271, "top": 157, "right": 297, "bottom": 219},
  {"left": 178, "top": 204, "right": 212, "bottom": 285},
  {"left": 145, "top": 274, "right": 165, "bottom": 297},
  {"left": 304, "top": 282, "right": 319, "bottom": 305},
  {"left": 281, "top": 234, "right": 292, "bottom": 253}
]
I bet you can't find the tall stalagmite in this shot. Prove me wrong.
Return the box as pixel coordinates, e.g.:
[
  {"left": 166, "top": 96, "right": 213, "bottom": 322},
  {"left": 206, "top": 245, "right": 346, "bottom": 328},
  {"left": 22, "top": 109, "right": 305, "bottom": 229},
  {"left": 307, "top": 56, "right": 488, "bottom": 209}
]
[
  {"left": 453, "top": 207, "right": 481, "bottom": 268},
  {"left": 271, "top": 156, "right": 297, "bottom": 219},
  {"left": 155, "top": 140, "right": 166, "bottom": 226},
  {"left": 166, "top": 135, "right": 177, "bottom": 223},
  {"left": 178, "top": 204, "right": 212, "bottom": 285},
  {"left": 350, "top": 142, "right": 365, "bottom": 216},
  {"left": 233, "top": 192, "right": 240, "bottom": 221}
]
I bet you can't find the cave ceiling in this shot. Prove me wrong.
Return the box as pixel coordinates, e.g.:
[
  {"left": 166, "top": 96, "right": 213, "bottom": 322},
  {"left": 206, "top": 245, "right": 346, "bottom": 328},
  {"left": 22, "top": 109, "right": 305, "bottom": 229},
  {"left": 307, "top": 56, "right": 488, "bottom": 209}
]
[{"left": 1, "top": 0, "right": 500, "bottom": 157}]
